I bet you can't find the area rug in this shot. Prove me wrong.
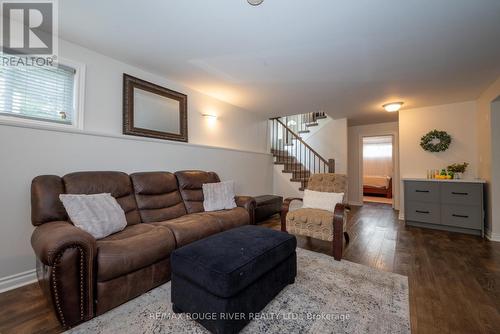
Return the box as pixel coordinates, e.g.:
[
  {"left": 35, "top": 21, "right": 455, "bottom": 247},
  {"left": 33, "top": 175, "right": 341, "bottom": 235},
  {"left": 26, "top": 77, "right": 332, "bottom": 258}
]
[{"left": 67, "top": 248, "right": 410, "bottom": 334}]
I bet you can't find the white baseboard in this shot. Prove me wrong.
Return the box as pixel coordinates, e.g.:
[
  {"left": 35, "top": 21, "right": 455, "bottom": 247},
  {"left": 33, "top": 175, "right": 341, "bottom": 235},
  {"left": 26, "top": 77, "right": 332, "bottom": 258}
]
[
  {"left": 486, "top": 230, "right": 500, "bottom": 242},
  {"left": 398, "top": 212, "right": 405, "bottom": 221},
  {"left": 0, "top": 269, "right": 37, "bottom": 293},
  {"left": 348, "top": 201, "right": 363, "bottom": 206}
]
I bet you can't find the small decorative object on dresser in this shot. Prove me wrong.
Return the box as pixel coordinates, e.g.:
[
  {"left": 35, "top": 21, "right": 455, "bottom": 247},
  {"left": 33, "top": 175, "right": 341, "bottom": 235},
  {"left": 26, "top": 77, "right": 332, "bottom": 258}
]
[
  {"left": 403, "top": 178, "right": 485, "bottom": 237},
  {"left": 447, "top": 162, "right": 469, "bottom": 179}
]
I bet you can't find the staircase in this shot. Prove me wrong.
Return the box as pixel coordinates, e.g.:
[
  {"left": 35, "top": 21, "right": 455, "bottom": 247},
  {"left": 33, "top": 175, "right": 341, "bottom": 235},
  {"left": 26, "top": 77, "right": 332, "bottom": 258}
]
[{"left": 270, "top": 112, "right": 334, "bottom": 191}]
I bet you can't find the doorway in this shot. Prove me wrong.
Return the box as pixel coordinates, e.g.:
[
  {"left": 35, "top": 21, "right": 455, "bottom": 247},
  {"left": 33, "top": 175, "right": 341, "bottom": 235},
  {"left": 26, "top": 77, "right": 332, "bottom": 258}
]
[{"left": 362, "top": 135, "right": 394, "bottom": 205}]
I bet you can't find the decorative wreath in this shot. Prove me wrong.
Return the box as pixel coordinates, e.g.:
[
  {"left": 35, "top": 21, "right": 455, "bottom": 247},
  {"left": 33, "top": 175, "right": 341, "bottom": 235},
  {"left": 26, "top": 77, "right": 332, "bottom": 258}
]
[{"left": 420, "top": 130, "right": 451, "bottom": 152}]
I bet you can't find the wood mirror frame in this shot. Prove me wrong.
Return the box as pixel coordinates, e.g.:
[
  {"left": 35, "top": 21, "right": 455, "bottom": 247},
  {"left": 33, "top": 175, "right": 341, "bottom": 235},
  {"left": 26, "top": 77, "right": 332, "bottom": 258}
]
[{"left": 123, "top": 73, "right": 188, "bottom": 142}]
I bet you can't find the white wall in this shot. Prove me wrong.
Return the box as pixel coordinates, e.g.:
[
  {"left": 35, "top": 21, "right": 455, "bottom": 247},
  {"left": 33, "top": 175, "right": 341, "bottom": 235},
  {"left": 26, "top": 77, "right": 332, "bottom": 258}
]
[
  {"left": 59, "top": 40, "right": 268, "bottom": 153},
  {"left": 0, "top": 39, "right": 272, "bottom": 290},
  {"left": 272, "top": 165, "right": 303, "bottom": 199},
  {"left": 302, "top": 118, "right": 348, "bottom": 174},
  {"left": 399, "top": 101, "right": 478, "bottom": 218},
  {"left": 347, "top": 122, "right": 399, "bottom": 207},
  {"left": 489, "top": 100, "right": 500, "bottom": 240},
  {"left": 477, "top": 76, "right": 500, "bottom": 240}
]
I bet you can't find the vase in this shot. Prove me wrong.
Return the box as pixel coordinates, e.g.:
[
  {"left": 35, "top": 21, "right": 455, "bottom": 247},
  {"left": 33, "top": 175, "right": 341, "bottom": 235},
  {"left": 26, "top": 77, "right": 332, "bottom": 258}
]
[{"left": 454, "top": 172, "right": 462, "bottom": 179}]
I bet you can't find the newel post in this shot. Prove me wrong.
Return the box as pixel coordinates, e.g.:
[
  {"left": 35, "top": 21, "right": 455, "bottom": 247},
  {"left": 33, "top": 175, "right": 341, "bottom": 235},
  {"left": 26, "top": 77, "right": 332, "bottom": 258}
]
[{"left": 328, "top": 159, "right": 335, "bottom": 173}]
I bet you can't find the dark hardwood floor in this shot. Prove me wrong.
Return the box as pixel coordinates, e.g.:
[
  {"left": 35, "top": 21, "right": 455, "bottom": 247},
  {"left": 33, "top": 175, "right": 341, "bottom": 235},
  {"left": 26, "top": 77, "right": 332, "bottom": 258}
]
[{"left": 1, "top": 202, "right": 499, "bottom": 334}]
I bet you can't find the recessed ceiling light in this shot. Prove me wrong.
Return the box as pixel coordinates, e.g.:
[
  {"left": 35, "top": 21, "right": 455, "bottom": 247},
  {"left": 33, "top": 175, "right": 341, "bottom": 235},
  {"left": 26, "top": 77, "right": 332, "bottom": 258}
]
[
  {"left": 383, "top": 102, "right": 404, "bottom": 112},
  {"left": 248, "top": 0, "right": 264, "bottom": 6}
]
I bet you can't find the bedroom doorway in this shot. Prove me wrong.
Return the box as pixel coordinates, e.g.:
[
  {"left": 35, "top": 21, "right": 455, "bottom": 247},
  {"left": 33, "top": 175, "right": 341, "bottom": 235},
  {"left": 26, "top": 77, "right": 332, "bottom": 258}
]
[{"left": 362, "top": 135, "right": 394, "bottom": 205}]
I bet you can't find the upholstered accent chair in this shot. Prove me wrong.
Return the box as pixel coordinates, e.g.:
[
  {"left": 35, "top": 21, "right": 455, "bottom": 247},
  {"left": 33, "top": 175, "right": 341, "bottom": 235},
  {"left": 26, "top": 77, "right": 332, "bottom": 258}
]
[{"left": 281, "top": 173, "right": 350, "bottom": 260}]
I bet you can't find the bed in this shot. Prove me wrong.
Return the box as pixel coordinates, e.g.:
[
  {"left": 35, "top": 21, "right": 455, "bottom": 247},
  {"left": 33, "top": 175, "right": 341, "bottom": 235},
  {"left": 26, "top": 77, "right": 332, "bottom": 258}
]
[{"left": 363, "top": 175, "right": 392, "bottom": 198}]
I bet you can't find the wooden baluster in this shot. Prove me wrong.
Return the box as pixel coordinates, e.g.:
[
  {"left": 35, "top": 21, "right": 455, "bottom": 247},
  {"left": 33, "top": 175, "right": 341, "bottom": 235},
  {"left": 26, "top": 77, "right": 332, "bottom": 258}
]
[{"left": 328, "top": 159, "right": 335, "bottom": 173}]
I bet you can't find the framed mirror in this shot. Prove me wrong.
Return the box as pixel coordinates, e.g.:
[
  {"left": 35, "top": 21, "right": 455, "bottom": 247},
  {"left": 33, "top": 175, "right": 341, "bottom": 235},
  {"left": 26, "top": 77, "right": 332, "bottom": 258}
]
[{"left": 123, "top": 74, "right": 188, "bottom": 142}]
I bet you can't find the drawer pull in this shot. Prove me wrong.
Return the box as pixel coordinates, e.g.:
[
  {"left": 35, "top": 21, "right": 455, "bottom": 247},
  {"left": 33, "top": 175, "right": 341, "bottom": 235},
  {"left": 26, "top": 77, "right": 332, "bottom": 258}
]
[
  {"left": 415, "top": 190, "right": 430, "bottom": 193},
  {"left": 416, "top": 210, "right": 430, "bottom": 214},
  {"left": 452, "top": 192, "right": 468, "bottom": 195},
  {"left": 452, "top": 214, "right": 469, "bottom": 218}
]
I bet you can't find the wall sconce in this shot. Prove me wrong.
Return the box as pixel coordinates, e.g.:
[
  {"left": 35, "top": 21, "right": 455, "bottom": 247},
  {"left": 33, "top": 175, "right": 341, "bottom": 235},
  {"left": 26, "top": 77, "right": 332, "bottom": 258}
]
[{"left": 202, "top": 114, "right": 218, "bottom": 127}]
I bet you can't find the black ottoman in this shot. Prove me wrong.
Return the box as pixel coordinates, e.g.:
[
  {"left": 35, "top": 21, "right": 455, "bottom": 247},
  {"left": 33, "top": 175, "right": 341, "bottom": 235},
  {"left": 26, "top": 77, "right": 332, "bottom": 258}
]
[
  {"left": 254, "top": 195, "right": 283, "bottom": 223},
  {"left": 171, "top": 225, "right": 297, "bottom": 334}
]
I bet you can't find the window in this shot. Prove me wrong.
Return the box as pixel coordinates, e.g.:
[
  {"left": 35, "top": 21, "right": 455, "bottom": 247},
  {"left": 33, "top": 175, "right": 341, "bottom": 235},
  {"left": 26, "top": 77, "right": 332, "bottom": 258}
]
[
  {"left": 363, "top": 136, "right": 393, "bottom": 158},
  {"left": 0, "top": 61, "right": 84, "bottom": 129}
]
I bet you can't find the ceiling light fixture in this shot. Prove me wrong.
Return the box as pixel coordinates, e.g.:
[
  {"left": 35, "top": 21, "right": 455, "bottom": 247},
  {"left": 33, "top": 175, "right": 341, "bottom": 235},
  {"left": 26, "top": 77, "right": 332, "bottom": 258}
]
[
  {"left": 247, "top": 0, "right": 264, "bottom": 6},
  {"left": 383, "top": 102, "right": 404, "bottom": 112}
]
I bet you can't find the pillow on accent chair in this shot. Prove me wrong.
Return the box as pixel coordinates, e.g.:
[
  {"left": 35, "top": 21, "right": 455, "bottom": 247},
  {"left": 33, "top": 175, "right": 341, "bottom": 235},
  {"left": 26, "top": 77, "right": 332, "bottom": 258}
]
[
  {"left": 302, "top": 189, "right": 344, "bottom": 212},
  {"left": 202, "top": 180, "right": 237, "bottom": 211},
  {"left": 59, "top": 193, "right": 127, "bottom": 239}
]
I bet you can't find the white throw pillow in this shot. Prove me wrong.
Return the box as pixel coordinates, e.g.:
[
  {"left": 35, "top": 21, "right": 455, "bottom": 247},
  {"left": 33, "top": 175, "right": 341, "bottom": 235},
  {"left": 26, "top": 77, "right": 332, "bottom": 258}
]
[
  {"left": 302, "top": 190, "right": 344, "bottom": 213},
  {"left": 202, "top": 181, "right": 237, "bottom": 212},
  {"left": 59, "top": 193, "right": 127, "bottom": 239}
]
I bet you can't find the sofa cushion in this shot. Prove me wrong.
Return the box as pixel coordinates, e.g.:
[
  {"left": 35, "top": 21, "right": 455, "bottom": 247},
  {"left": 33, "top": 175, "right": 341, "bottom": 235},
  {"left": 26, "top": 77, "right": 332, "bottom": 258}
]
[
  {"left": 202, "top": 180, "right": 237, "bottom": 211},
  {"left": 302, "top": 189, "right": 344, "bottom": 213},
  {"left": 31, "top": 175, "right": 68, "bottom": 226},
  {"left": 150, "top": 214, "right": 222, "bottom": 247},
  {"left": 96, "top": 224, "right": 175, "bottom": 281},
  {"left": 171, "top": 225, "right": 297, "bottom": 298},
  {"left": 175, "top": 170, "right": 220, "bottom": 213},
  {"left": 131, "top": 172, "right": 187, "bottom": 223},
  {"left": 200, "top": 207, "right": 249, "bottom": 231},
  {"left": 59, "top": 193, "right": 127, "bottom": 239},
  {"left": 63, "top": 171, "right": 141, "bottom": 225}
]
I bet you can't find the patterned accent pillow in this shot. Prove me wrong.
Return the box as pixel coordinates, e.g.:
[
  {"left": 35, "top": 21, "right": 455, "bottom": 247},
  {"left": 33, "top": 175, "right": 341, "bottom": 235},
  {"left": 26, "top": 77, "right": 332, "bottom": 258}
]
[
  {"left": 302, "top": 190, "right": 344, "bottom": 213},
  {"left": 59, "top": 193, "right": 127, "bottom": 239},
  {"left": 202, "top": 181, "right": 237, "bottom": 212}
]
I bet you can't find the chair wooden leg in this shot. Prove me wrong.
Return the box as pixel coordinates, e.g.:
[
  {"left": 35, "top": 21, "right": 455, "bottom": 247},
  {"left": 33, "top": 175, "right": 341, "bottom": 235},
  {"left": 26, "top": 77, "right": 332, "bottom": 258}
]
[
  {"left": 332, "top": 228, "right": 343, "bottom": 261},
  {"left": 280, "top": 213, "right": 287, "bottom": 232},
  {"left": 332, "top": 238, "right": 342, "bottom": 261},
  {"left": 344, "top": 231, "right": 350, "bottom": 244}
]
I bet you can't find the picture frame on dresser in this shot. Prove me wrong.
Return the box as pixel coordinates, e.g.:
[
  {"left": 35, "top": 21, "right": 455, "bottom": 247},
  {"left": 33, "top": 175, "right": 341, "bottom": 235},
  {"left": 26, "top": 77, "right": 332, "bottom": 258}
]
[{"left": 403, "top": 179, "right": 485, "bottom": 237}]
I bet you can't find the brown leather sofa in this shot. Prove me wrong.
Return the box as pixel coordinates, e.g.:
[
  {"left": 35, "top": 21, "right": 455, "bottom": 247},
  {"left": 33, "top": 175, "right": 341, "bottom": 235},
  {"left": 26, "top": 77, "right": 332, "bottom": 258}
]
[{"left": 30, "top": 170, "right": 256, "bottom": 328}]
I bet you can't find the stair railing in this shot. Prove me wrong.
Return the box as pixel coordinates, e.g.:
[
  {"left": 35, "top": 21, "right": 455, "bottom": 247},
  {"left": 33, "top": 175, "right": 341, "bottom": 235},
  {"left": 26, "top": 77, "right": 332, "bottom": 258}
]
[
  {"left": 270, "top": 117, "right": 335, "bottom": 180},
  {"left": 278, "top": 111, "right": 326, "bottom": 134}
]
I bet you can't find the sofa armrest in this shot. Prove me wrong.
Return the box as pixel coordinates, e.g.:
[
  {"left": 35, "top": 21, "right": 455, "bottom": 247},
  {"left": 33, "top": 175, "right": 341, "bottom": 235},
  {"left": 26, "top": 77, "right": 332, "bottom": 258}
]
[
  {"left": 32, "top": 221, "right": 96, "bottom": 266},
  {"left": 281, "top": 197, "right": 303, "bottom": 232},
  {"left": 31, "top": 221, "right": 96, "bottom": 327},
  {"left": 332, "top": 203, "right": 346, "bottom": 261},
  {"left": 235, "top": 196, "right": 256, "bottom": 225}
]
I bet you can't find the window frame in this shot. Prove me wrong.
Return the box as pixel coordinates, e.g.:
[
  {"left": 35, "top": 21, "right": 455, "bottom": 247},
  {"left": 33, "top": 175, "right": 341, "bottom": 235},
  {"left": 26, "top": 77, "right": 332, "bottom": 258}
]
[{"left": 0, "top": 57, "right": 86, "bottom": 130}]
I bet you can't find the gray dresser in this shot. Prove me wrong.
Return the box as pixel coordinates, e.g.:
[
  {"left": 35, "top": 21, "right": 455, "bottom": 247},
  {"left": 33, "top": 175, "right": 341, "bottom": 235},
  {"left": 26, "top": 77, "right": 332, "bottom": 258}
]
[{"left": 403, "top": 179, "right": 485, "bottom": 237}]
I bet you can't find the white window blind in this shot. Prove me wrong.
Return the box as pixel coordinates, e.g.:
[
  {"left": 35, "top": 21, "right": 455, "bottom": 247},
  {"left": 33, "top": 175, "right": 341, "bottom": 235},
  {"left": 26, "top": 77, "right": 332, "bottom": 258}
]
[{"left": 0, "top": 65, "right": 76, "bottom": 125}]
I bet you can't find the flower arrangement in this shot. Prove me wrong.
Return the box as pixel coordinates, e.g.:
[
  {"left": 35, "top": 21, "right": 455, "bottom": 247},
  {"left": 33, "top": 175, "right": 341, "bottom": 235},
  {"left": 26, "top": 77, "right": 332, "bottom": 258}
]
[{"left": 447, "top": 162, "right": 469, "bottom": 174}]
